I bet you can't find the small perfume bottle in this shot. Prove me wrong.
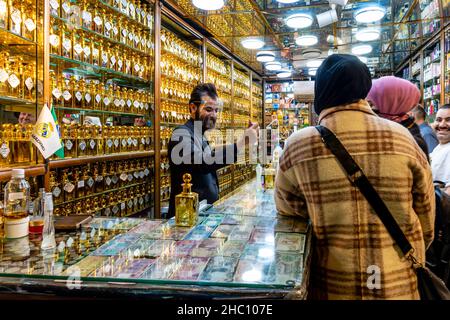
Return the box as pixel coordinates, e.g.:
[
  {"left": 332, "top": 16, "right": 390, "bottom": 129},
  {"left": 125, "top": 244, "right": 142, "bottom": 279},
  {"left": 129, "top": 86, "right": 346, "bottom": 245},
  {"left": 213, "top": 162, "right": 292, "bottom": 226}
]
[
  {"left": 175, "top": 173, "right": 199, "bottom": 227},
  {"left": 41, "top": 193, "right": 56, "bottom": 251},
  {"left": 49, "top": 171, "right": 62, "bottom": 205}
]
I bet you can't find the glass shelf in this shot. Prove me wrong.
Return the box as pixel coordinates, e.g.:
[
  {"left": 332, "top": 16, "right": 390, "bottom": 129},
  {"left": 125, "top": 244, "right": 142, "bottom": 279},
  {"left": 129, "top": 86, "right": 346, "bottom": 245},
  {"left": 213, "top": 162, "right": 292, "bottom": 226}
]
[
  {"left": 51, "top": 15, "right": 153, "bottom": 58},
  {"left": 0, "top": 95, "right": 36, "bottom": 106},
  {"left": 50, "top": 54, "right": 151, "bottom": 88},
  {"left": 161, "top": 73, "right": 199, "bottom": 87},
  {"left": 54, "top": 105, "right": 148, "bottom": 117},
  {"left": 0, "top": 27, "right": 38, "bottom": 46}
]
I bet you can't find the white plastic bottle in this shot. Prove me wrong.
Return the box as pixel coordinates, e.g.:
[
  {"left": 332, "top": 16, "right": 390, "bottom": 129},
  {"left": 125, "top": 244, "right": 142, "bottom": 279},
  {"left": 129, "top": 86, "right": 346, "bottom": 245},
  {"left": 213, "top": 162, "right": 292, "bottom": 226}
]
[
  {"left": 41, "top": 193, "right": 56, "bottom": 251},
  {"left": 3, "top": 169, "right": 30, "bottom": 238}
]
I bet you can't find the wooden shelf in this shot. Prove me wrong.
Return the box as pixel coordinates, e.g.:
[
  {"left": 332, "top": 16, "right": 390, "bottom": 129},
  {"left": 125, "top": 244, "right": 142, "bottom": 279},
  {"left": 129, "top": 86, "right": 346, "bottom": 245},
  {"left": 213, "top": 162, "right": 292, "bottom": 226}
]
[
  {"left": 0, "top": 164, "right": 46, "bottom": 182},
  {"left": 49, "top": 151, "right": 155, "bottom": 169}
]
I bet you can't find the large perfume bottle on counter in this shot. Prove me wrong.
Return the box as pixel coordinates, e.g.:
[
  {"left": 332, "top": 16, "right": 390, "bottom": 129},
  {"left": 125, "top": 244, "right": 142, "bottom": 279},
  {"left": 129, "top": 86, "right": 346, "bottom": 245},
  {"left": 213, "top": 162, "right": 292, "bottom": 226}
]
[{"left": 175, "top": 173, "right": 198, "bottom": 227}]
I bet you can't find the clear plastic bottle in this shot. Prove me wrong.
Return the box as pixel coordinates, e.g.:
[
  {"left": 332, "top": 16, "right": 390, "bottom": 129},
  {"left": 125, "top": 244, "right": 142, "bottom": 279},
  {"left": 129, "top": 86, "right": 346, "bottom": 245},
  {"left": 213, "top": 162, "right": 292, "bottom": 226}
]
[
  {"left": 3, "top": 169, "right": 30, "bottom": 219},
  {"left": 41, "top": 193, "right": 56, "bottom": 251}
]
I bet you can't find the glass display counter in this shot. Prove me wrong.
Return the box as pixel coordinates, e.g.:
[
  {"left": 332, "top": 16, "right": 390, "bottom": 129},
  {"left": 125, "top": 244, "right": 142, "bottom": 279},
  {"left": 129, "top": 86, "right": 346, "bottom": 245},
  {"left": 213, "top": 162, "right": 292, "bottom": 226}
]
[{"left": 0, "top": 180, "right": 310, "bottom": 299}]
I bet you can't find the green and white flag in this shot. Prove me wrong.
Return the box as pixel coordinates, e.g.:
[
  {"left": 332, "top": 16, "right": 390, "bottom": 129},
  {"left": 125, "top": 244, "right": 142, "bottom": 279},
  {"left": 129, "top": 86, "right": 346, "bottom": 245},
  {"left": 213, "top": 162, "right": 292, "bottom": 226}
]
[
  {"left": 31, "top": 104, "right": 64, "bottom": 159},
  {"left": 50, "top": 104, "right": 64, "bottom": 158}
]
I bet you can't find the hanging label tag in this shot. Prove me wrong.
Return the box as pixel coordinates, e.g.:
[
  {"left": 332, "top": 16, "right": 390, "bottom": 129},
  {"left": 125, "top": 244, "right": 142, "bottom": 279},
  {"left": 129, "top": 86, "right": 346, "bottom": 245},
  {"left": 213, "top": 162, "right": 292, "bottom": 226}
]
[
  {"left": 120, "top": 173, "right": 128, "bottom": 181},
  {"left": 127, "top": 137, "right": 133, "bottom": 146},
  {"left": 103, "top": 97, "right": 111, "bottom": 105},
  {"left": 62, "top": 38, "right": 71, "bottom": 51},
  {"left": 87, "top": 177, "right": 94, "bottom": 188},
  {"left": 11, "top": 9, "right": 22, "bottom": 25},
  {"left": 52, "top": 186, "right": 61, "bottom": 198},
  {"left": 64, "top": 182, "right": 75, "bottom": 193},
  {"left": 107, "top": 139, "right": 113, "bottom": 148},
  {"left": 79, "top": 140, "right": 86, "bottom": 150},
  {"left": 8, "top": 74, "right": 20, "bottom": 89},
  {"left": 65, "top": 139, "right": 73, "bottom": 150},
  {"left": 50, "top": 0, "right": 59, "bottom": 10},
  {"left": 78, "top": 180, "right": 85, "bottom": 188},
  {"left": 83, "top": 46, "right": 91, "bottom": 56},
  {"left": 133, "top": 100, "right": 140, "bottom": 108},
  {"left": 52, "top": 87, "right": 62, "bottom": 99},
  {"left": 25, "top": 18, "right": 36, "bottom": 32},
  {"left": 63, "top": 90, "right": 72, "bottom": 101},
  {"left": 50, "top": 34, "right": 60, "bottom": 47},
  {"left": 62, "top": 2, "right": 70, "bottom": 14},
  {"left": 74, "top": 44, "right": 83, "bottom": 55},
  {"left": 85, "top": 93, "right": 91, "bottom": 103},
  {"left": 25, "top": 77, "right": 34, "bottom": 91},
  {"left": 114, "top": 99, "right": 120, "bottom": 107},
  {"left": 0, "top": 69, "right": 8, "bottom": 83},
  {"left": 94, "top": 16, "right": 102, "bottom": 26},
  {"left": 96, "top": 94, "right": 102, "bottom": 103},
  {"left": 89, "top": 139, "right": 96, "bottom": 149},
  {"left": 75, "top": 91, "right": 83, "bottom": 101},
  {"left": 105, "top": 21, "right": 112, "bottom": 31},
  {"left": 114, "top": 139, "right": 119, "bottom": 147},
  {"left": 113, "top": 26, "right": 119, "bottom": 36},
  {"left": 0, "top": 143, "right": 10, "bottom": 158},
  {"left": 106, "top": 177, "right": 112, "bottom": 186},
  {"left": 110, "top": 55, "right": 116, "bottom": 65}
]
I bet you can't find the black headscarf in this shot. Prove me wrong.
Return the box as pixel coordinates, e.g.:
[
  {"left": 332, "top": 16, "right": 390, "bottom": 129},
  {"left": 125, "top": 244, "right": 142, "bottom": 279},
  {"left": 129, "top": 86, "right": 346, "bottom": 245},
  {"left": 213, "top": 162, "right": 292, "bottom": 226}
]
[{"left": 314, "top": 54, "right": 372, "bottom": 115}]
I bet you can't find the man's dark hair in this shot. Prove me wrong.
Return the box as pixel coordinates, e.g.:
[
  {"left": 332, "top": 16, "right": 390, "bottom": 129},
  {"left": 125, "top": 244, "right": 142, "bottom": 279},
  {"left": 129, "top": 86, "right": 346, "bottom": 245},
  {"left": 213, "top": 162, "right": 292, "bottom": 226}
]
[
  {"left": 412, "top": 105, "right": 427, "bottom": 121},
  {"left": 441, "top": 104, "right": 450, "bottom": 110},
  {"left": 189, "top": 83, "right": 218, "bottom": 106}
]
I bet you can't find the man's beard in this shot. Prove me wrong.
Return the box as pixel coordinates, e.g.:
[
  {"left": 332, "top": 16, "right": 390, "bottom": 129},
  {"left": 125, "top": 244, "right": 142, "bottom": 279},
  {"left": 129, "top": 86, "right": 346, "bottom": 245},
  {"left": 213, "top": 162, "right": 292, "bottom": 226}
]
[{"left": 195, "top": 109, "right": 216, "bottom": 131}]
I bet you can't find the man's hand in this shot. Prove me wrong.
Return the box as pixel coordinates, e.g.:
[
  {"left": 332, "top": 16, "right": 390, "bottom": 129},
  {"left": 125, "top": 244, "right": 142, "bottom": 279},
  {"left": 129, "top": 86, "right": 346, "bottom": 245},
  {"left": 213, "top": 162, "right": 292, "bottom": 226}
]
[{"left": 236, "top": 122, "right": 259, "bottom": 149}]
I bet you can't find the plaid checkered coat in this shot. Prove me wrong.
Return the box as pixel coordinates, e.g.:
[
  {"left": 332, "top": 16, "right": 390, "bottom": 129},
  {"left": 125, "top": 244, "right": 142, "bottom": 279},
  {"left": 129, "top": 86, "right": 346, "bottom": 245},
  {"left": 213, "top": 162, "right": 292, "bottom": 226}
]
[{"left": 275, "top": 101, "right": 435, "bottom": 300}]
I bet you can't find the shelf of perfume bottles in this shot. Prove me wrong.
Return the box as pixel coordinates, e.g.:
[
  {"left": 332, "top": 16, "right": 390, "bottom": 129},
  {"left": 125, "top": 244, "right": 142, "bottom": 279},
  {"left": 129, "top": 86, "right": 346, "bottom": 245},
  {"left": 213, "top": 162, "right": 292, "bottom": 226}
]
[
  {"left": 49, "top": 54, "right": 151, "bottom": 87},
  {"left": 206, "top": 53, "right": 230, "bottom": 75},
  {"left": 48, "top": 125, "right": 153, "bottom": 164},
  {"left": 206, "top": 74, "right": 231, "bottom": 95},
  {"left": 160, "top": 77, "right": 198, "bottom": 104},
  {"left": 50, "top": 157, "right": 153, "bottom": 203},
  {"left": 161, "top": 29, "right": 203, "bottom": 68},
  {"left": 0, "top": 52, "right": 40, "bottom": 104},
  {"left": 51, "top": 75, "right": 153, "bottom": 115},
  {"left": 55, "top": 183, "right": 153, "bottom": 217}
]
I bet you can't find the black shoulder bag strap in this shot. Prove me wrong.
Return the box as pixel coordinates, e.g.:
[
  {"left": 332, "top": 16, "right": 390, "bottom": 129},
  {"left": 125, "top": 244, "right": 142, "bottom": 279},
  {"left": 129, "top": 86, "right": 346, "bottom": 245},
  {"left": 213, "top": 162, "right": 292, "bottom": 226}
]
[
  {"left": 315, "top": 125, "right": 450, "bottom": 300},
  {"left": 315, "top": 125, "right": 413, "bottom": 257}
]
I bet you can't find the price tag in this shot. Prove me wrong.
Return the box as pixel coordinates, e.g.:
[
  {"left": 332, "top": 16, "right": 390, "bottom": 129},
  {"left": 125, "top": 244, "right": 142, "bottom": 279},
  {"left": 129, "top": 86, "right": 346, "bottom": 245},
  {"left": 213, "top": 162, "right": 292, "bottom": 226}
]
[
  {"left": 134, "top": 64, "right": 140, "bottom": 73},
  {"left": 87, "top": 177, "right": 94, "bottom": 188},
  {"left": 94, "top": 16, "right": 102, "bottom": 26},
  {"left": 107, "top": 139, "right": 113, "bottom": 148},
  {"left": 127, "top": 200, "right": 133, "bottom": 208},
  {"left": 74, "top": 44, "right": 83, "bottom": 55},
  {"left": 114, "top": 99, "right": 121, "bottom": 107},
  {"left": 105, "top": 21, "right": 112, "bottom": 31},
  {"left": 121, "top": 139, "right": 127, "bottom": 147},
  {"left": 65, "top": 139, "right": 73, "bottom": 150},
  {"left": 121, "top": 203, "right": 126, "bottom": 210},
  {"left": 52, "top": 186, "right": 61, "bottom": 198},
  {"left": 78, "top": 180, "right": 85, "bottom": 188},
  {"left": 127, "top": 137, "right": 133, "bottom": 146},
  {"left": 102, "top": 53, "right": 108, "bottom": 64},
  {"left": 25, "top": 77, "right": 34, "bottom": 91},
  {"left": 64, "top": 182, "right": 75, "bottom": 193},
  {"left": 8, "top": 74, "right": 20, "bottom": 89},
  {"left": 0, "top": 143, "right": 10, "bottom": 159},
  {"left": 114, "top": 139, "right": 119, "bottom": 148},
  {"left": 96, "top": 94, "right": 102, "bottom": 103},
  {"left": 113, "top": 26, "right": 119, "bottom": 36},
  {"left": 62, "top": 2, "right": 70, "bottom": 14},
  {"left": 85, "top": 93, "right": 91, "bottom": 103},
  {"left": 25, "top": 18, "right": 36, "bottom": 32},
  {"left": 133, "top": 100, "right": 140, "bottom": 108},
  {"left": 0, "top": 69, "right": 8, "bottom": 83},
  {"left": 106, "top": 177, "right": 112, "bottom": 186},
  {"left": 83, "top": 46, "right": 91, "bottom": 57},
  {"left": 50, "top": 34, "right": 60, "bottom": 47},
  {"left": 75, "top": 91, "right": 83, "bottom": 101},
  {"left": 89, "top": 139, "right": 96, "bottom": 149},
  {"left": 79, "top": 140, "right": 86, "bottom": 151},
  {"left": 127, "top": 99, "right": 132, "bottom": 107},
  {"left": 50, "top": 0, "right": 59, "bottom": 10},
  {"left": 11, "top": 9, "right": 22, "bottom": 25},
  {"left": 120, "top": 99, "right": 125, "bottom": 107},
  {"left": 110, "top": 55, "right": 116, "bottom": 66},
  {"left": 62, "top": 90, "right": 72, "bottom": 101},
  {"left": 103, "top": 97, "right": 111, "bottom": 106},
  {"left": 62, "top": 39, "right": 72, "bottom": 52}
]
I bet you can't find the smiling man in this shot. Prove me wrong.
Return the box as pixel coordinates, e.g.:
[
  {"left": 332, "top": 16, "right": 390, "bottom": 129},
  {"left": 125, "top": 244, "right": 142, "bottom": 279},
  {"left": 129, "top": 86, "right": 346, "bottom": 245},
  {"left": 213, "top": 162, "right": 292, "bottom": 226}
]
[
  {"left": 430, "top": 104, "right": 450, "bottom": 194},
  {"left": 167, "top": 83, "right": 258, "bottom": 218}
]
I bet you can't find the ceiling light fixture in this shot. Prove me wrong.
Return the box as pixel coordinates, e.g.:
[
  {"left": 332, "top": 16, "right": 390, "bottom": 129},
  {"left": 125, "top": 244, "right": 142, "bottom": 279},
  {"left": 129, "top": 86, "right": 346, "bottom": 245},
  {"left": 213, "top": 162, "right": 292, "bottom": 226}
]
[
  {"left": 308, "top": 68, "right": 318, "bottom": 76},
  {"left": 265, "top": 61, "right": 282, "bottom": 71},
  {"left": 285, "top": 13, "right": 313, "bottom": 29},
  {"left": 306, "top": 59, "right": 323, "bottom": 68},
  {"left": 277, "top": 69, "right": 292, "bottom": 78},
  {"left": 351, "top": 44, "right": 372, "bottom": 55},
  {"left": 316, "top": 9, "right": 338, "bottom": 28},
  {"left": 192, "top": 0, "right": 225, "bottom": 11},
  {"left": 354, "top": 5, "right": 386, "bottom": 23},
  {"left": 256, "top": 51, "right": 276, "bottom": 63},
  {"left": 295, "top": 35, "right": 318, "bottom": 46},
  {"left": 241, "top": 38, "right": 265, "bottom": 50},
  {"left": 355, "top": 28, "right": 380, "bottom": 41}
]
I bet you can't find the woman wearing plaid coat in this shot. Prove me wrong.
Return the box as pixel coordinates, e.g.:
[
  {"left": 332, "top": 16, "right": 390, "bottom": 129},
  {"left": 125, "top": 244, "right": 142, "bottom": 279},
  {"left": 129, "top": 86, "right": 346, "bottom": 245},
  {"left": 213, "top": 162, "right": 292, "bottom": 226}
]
[{"left": 275, "top": 54, "right": 435, "bottom": 300}]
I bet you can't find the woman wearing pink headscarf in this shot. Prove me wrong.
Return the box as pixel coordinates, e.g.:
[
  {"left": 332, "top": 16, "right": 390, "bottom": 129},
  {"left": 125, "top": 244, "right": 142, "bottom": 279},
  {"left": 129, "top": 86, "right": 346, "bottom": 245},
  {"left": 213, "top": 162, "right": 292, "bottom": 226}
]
[{"left": 367, "top": 76, "right": 429, "bottom": 160}]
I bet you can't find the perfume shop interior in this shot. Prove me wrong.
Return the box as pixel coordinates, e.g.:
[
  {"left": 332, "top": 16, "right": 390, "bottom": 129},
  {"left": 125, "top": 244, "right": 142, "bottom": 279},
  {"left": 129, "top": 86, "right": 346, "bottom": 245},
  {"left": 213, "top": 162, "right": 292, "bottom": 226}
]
[{"left": 0, "top": 0, "right": 448, "bottom": 299}]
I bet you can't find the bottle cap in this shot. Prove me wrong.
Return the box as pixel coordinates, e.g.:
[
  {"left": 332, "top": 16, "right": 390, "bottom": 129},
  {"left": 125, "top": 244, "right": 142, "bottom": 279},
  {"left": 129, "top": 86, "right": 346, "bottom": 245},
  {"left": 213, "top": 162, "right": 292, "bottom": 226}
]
[{"left": 11, "top": 169, "right": 25, "bottom": 178}]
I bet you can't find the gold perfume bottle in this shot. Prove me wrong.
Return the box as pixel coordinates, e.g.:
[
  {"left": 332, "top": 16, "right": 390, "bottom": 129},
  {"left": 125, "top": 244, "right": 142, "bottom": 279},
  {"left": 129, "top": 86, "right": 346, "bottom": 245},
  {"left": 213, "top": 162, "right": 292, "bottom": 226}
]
[
  {"left": 84, "top": 81, "right": 93, "bottom": 109},
  {"left": 84, "top": 166, "right": 94, "bottom": 196},
  {"left": 23, "top": 2, "right": 37, "bottom": 42},
  {"left": 62, "top": 123, "right": 77, "bottom": 158},
  {"left": 73, "top": 77, "right": 84, "bottom": 109},
  {"left": 13, "top": 124, "right": 32, "bottom": 165},
  {"left": 49, "top": 171, "right": 63, "bottom": 205},
  {"left": 62, "top": 169, "right": 75, "bottom": 202},
  {"left": 95, "top": 125, "right": 103, "bottom": 155},
  {"left": 175, "top": 173, "right": 199, "bottom": 227},
  {"left": 92, "top": 5, "right": 103, "bottom": 34},
  {"left": 94, "top": 82, "right": 103, "bottom": 110},
  {"left": 8, "top": 57, "right": 22, "bottom": 98},
  {"left": 8, "top": 0, "right": 22, "bottom": 35},
  {"left": 74, "top": 167, "right": 84, "bottom": 198},
  {"left": 73, "top": 30, "right": 84, "bottom": 62},
  {"left": 87, "top": 125, "right": 96, "bottom": 156},
  {"left": 61, "top": 24, "right": 72, "bottom": 59},
  {"left": 94, "top": 163, "right": 104, "bottom": 193},
  {"left": 61, "top": 0, "right": 71, "bottom": 20},
  {"left": 23, "top": 62, "right": 35, "bottom": 101},
  {"left": 0, "top": 124, "right": 13, "bottom": 167},
  {"left": 77, "top": 124, "right": 87, "bottom": 157}
]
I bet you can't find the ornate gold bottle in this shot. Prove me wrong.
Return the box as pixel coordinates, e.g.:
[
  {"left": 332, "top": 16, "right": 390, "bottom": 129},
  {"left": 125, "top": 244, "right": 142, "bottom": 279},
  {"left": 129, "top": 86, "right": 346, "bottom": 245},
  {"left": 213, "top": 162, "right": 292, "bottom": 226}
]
[
  {"left": 49, "top": 171, "right": 62, "bottom": 205},
  {"left": 175, "top": 174, "right": 199, "bottom": 227}
]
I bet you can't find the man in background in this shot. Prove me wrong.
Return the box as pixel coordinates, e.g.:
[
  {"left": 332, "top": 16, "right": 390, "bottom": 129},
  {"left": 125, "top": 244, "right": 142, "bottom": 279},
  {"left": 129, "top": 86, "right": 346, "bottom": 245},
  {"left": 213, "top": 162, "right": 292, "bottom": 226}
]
[
  {"left": 411, "top": 105, "right": 439, "bottom": 153},
  {"left": 430, "top": 104, "right": 450, "bottom": 195}
]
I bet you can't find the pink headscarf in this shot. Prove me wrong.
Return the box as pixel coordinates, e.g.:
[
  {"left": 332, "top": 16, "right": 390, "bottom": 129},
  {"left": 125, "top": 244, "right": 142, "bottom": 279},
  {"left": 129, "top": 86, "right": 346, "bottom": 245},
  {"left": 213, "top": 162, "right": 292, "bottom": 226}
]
[{"left": 366, "top": 76, "right": 421, "bottom": 122}]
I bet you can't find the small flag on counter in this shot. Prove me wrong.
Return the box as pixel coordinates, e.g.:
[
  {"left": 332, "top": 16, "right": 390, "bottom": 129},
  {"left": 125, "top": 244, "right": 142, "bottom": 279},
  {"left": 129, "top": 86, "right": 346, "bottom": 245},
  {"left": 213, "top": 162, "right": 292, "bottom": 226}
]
[
  {"left": 31, "top": 104, "right": 64, "bottom": 159},
  {"left": 50, "top": 104, "right": 64, "bottom": 158}
]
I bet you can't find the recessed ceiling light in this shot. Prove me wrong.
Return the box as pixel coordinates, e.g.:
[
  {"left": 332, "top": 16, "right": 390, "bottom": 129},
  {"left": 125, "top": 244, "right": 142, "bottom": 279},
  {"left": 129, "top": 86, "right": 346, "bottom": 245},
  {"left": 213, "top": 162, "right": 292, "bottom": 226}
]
[
  {"left": 308, "top": 68, "right": 317, "bottom": 76},
  {"left": 354, "top": 5, "right": 386, "bottom": 23},
  {"left": 276, "top": 0, "right": 299, "bottom": 3},
  {"left": 306, "top": 59, "right": 323, "bottom": 68},
  {"left": 351, "top": 44, "right": 372, "bottom": 55},
  {"left": 241, "top": 38, "right": 265, "bottom": 50},
  {"left": 300, "top": 48, "right": 322, "bottom": 59},
  {"left": 277, "top": 69, "right": 292, "bottom": 78},
  {"left": 256, "top": 51, "right": 276, "bottom": 62},
  {"left": 357, "top": 56, "right": 368, "bottom": 64},
  {"left": 192, "top": 0, "right": 225, "bottom": 10},
  {"left": 355, "top": 28, "right": 380, "bottom": 41},
  {"left": 295, "top": 35, "right": 318, "bottom": 46},
  {"left": 265, "top": 61, "right": 282, "bottom": 71},
  {"left": 285, "top": 13, "right": 313, "bottom": 29}
]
